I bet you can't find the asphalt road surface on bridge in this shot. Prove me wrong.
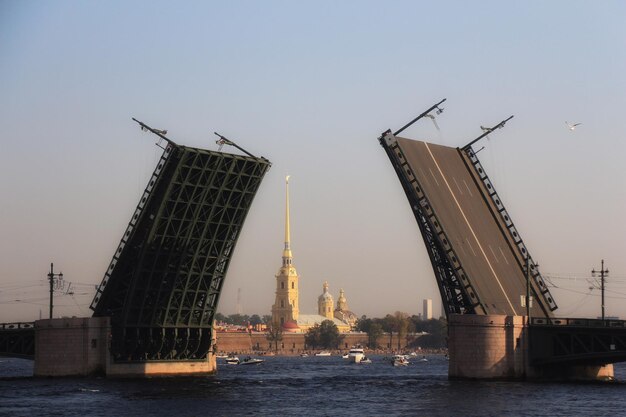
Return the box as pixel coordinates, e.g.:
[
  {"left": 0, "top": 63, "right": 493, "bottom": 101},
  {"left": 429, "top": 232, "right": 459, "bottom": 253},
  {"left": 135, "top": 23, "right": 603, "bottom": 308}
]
[{"left": 396, "top": 137, "right": 546, "bottom": 317}]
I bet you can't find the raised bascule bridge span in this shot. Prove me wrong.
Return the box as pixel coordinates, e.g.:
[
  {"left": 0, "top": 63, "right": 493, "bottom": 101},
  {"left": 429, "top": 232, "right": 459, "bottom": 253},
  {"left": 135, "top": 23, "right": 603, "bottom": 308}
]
[
  {"left": 379, "top": 100, "right": 626, "bottom": 381},
  {"left": 89, "top": 122, "right": 271, "bottom": 367},
  {"left": 0, "top": 120, "right": 271, "bottom": 377}
]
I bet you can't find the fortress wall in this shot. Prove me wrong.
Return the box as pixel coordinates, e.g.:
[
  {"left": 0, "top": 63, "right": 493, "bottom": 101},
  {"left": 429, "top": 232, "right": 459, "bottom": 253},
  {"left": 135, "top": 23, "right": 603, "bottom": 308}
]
[{"left": 216, "top": 332, "right": 415, "bottom": 354}]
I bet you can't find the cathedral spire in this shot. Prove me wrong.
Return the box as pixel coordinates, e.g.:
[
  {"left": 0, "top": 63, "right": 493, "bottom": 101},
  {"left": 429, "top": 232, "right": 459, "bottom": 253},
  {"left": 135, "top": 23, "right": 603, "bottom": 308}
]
[
  {"left": 272, "top": 175, "right": 299, "bottom": 326},
  {"left": 283, "top": 175, "right": 292, "bottom": 265}
]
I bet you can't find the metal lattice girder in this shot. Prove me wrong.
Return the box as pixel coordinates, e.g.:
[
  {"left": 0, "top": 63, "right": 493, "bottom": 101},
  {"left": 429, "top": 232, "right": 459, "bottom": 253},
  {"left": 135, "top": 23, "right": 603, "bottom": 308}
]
[
  {"left": 0, "top": 323, "right": 35, "bottom": 359},
  {"left": 91, "top": 142, "right": 270, "bottom": 360},
  {"left": 379, "top": 131, "right": 555, "bottom": 318},
  {"left": 530, "top": 318, "right": 626, "bottom": 366}
]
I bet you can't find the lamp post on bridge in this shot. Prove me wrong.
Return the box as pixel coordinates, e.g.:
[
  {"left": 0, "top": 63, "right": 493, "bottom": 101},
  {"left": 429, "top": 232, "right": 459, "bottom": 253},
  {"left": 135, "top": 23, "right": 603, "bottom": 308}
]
[
  {"left": 47, "top": 263, "right": 64, "bottom": 319},
  {"left": 522, "top": 256, "right": 535, "bottom": 322},
  {"left": 592, "top": 260, "right": 609, "bottom": 323},
  {"left": 525, "top": 256, "right": 531, "bottom": 321}
]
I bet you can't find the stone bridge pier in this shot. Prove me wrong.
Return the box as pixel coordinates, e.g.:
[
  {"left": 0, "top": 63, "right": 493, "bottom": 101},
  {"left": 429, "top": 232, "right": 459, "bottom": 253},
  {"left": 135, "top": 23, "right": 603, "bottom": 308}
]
[{"left": 448, "top": 314, "right": 614, "bottom": 381}]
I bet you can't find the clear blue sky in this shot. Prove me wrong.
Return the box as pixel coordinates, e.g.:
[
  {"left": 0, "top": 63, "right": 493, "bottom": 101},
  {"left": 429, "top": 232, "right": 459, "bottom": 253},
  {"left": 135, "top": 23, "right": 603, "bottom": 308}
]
[{"left": 1, "top": 1, "right": 625, "bottom": 321}]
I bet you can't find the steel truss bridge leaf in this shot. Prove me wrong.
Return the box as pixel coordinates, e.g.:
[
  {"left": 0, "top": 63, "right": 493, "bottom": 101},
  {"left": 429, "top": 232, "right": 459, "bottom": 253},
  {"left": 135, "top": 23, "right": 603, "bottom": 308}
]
[{"left": 90, "top": 141, "right": 271, "bottom": 361}]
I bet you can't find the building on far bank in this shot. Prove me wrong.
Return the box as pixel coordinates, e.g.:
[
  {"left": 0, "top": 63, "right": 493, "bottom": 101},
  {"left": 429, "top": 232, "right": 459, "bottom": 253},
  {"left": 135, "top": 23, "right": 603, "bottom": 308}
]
[
  {"left": 334, "top": 288, "right": 358, "bottom": 328},
  {"left": 423, "top": 299, "right": 433, "bottom": 320},
  {"left": 271, "top": 176, "right": 353, "bottom": 333}
]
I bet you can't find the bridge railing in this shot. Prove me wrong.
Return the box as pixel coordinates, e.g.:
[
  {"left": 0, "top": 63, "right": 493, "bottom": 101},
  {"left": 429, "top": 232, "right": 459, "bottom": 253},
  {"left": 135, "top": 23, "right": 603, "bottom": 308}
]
[
  {"left": 531, "top": 317, "right": 626, "bottom": 328},
  {"left": 462, "top": 146, "right": 558, "bottom": 313},
  {"left": 0, "top": 322, "right": 34, "bottom": 330},
  {"left": 0, "top": 322, "right": 35, "bottom": 359}
]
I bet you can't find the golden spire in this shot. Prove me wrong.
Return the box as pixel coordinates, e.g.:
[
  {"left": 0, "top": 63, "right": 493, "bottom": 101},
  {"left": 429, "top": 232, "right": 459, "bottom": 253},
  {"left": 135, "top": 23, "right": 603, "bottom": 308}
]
[{"left": 283, "top": 175, "right": 292, "bottom": 264}]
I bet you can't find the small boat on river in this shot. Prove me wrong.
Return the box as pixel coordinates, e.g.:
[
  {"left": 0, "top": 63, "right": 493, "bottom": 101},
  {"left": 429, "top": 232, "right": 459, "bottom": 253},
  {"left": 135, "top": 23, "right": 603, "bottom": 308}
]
[
  {"left": 347, "top": 346, "right": 365, "bottom": 363},
  {"left": 392, "top": 355, "right": 409, "bottom": 366},
  {"left": 225, "top": 355, "right": 240, "bottom": 365},
  {"left": 240, "top": 357, "right": 264, "bottom": 365}
]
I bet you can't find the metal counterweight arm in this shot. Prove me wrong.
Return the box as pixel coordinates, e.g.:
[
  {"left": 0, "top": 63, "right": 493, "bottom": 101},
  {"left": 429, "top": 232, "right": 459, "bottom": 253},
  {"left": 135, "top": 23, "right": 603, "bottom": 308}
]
[
  {"left": 213, "top": 132, "right": 257, "bottom": 158},
  {"left": 393, "top": 98, "right": 447, "bottom": 137},
  {"left": 462, "top": 115, "right": 514, "bottom": 151},
  {"left": 132, "top": 117, "right": 177, "bottom": 146}
]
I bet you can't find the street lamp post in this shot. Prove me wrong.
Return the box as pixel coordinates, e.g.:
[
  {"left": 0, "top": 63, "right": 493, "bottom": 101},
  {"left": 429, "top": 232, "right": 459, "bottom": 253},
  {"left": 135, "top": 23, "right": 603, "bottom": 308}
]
[
  {"left": 525, "top": 256, "right": 531, "bottom": 321},
  {"left": 592, "top": 259, "right": 609, "bottom": 323}
]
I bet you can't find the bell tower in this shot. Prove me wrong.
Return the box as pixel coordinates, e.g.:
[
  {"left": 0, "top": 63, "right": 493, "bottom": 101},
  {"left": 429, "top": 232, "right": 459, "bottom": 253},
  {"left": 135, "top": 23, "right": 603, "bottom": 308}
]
[
  {"left": 271, "top": 176, "right": 299, "bottom": 326},
  {"left": 318, "top": 281, "right": 334, "bottom": 319}
]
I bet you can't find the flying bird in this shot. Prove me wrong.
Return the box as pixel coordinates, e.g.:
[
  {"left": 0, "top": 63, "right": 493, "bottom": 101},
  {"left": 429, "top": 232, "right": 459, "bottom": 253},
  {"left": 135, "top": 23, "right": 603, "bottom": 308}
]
[
  {"left": 566, "top": 121, "right": 581, "bottom": 131},
  {"left": 140, "top": 126, "right": 168, "bottom": 135},
  {"left": 425, "top": 113, "right": 440, "bottom": 131},
  {"left": 480, "top": 125, "right": 493, "bottom": 141}
]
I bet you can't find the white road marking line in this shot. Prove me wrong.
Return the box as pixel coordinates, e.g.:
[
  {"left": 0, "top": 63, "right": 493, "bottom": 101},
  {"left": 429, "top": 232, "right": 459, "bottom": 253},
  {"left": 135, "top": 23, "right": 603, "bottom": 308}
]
[
  {"left": 489, "top": 245, "right": 499, "bottom": 263},
  {"left": 453, "top": 177, "right": 464, "bottom": 195},
  {"left": 499, "top": 246, "right": 510, "bottom": 265},
  {"left": 466, "top": 238, "right": 477, "bottom": 256},
  {"left": 424, "top": 142, "right": 517, "bottom": 315},
  {"left": 463, "top": 179, "right": 474, "bottom": 197},
  {"left": 429, "top": 168, "right": 440, "bottom": 186},
  {"left": 419, "top": 168, "right": 430, "bottom": 186}
]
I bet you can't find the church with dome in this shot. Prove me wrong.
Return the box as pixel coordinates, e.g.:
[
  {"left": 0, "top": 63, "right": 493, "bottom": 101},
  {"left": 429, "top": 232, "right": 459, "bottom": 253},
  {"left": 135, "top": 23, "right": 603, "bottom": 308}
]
[{"left": 271, "top": 176, "right": 357, "bottom": 334}]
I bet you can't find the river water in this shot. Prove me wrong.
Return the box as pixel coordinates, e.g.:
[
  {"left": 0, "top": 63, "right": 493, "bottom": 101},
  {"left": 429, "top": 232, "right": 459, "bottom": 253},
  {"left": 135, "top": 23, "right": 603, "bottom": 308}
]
[{"left": 1, "top": 355, "right": 626, "bottom": 416}]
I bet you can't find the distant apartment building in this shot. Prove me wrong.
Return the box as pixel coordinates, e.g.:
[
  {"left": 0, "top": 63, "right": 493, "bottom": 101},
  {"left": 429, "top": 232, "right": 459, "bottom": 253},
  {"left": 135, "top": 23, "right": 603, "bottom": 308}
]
[{"left": 423, "top": 299, "right": 433, "bottom": 320}]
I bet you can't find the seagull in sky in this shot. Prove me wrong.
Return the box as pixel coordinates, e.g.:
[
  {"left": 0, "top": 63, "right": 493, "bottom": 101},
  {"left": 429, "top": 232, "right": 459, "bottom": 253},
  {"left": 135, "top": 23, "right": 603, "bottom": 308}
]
[
  {"left": 480, "top": 125, "right": 493, "bottom": 140},
  {"left": 140, "top": 126, "right": 167, "bottom": 135},
  {"left": 566, "top": 121, "right": 581, "bottom": 131},
  {"left": 425, "top": 113, "right": 440, "bottom": 131}
]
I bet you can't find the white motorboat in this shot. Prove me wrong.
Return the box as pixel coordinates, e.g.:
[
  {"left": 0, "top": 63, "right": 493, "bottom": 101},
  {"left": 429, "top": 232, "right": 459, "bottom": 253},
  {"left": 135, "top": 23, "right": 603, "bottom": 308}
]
[
  {"left": 239, "top": 357, "right": 264, "bottom": 365},
  {"left": 300, "top": 353, "right": 309, "bottom": 357},
  {"left": 315, "top": 351, "right": 332, "bottom": 356},
  {"left": 342, "top": 353, "right": 349, "bottom": 359},
  {"left": 225, "top": 355, "right": 240, "bottom": 365},
  {"left": 347, "top": 346, "right": 365, "bottom": 363},
  {"left": 392, "top": 355, "right": 409, "bottom": 366},
  {"left": 359, "top": 356, "right": 372, "bottom": 364}
]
